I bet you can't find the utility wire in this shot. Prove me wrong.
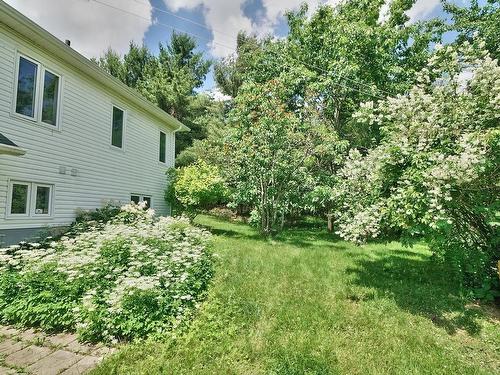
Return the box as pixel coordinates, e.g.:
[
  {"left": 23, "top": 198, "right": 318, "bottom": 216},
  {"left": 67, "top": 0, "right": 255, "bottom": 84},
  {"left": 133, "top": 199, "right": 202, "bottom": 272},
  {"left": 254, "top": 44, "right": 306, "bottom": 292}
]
[
  {"left": 129, "top": 0, "right": 234, "bottom": 43},
  {"left": 88, "top": 0, "right": 391, "bottom": 100},
  {"left": 124, "top": 0, "right": 392, "bottom": 98},
  {"left": 90, "top": 0, "right": 235, "bottom": 52}
]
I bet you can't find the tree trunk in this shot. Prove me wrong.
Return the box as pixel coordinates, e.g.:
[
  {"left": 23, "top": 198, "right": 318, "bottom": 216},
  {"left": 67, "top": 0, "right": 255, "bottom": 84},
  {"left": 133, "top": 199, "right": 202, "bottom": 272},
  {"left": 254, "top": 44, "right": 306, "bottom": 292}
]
[{"left": 327, "top": 214, "right": 334, "bottom": 232}]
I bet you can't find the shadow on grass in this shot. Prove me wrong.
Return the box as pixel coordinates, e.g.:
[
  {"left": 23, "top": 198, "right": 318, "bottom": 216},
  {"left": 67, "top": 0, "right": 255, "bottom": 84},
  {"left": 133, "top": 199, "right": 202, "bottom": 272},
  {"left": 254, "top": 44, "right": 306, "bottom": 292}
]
[
  {"left": 199, "top": 215, "right": 492, "bottom": 335},
  {"left": 346, "top": 252, "right": 488, "bottom": 336},
  {"left": 199, "top": 215, "right": 340, "bottom": 248}
]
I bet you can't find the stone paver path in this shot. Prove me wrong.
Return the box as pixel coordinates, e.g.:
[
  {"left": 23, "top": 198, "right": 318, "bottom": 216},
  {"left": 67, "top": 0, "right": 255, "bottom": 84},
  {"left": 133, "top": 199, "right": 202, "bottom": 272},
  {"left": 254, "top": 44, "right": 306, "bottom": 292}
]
[{"left": 0, "top": 326, "right": 116, "bottom": 374}]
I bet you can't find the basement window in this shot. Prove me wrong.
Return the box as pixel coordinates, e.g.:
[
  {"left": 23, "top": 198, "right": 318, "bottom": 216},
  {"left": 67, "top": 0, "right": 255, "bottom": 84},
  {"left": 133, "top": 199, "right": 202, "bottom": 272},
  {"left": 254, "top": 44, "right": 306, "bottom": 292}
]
[
  {"left": 130, "top": 194, "right": 152, "bottom": 208},
  {"left": 7, "top": 181, "right": 53, "bottom": 217}
]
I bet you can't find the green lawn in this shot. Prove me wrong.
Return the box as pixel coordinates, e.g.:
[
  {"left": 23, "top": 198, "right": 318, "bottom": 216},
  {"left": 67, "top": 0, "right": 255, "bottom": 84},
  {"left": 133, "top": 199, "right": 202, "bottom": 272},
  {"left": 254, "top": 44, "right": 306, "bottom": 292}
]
[{"left": 93, "top": 215, "right": 499, "bottom": 375}]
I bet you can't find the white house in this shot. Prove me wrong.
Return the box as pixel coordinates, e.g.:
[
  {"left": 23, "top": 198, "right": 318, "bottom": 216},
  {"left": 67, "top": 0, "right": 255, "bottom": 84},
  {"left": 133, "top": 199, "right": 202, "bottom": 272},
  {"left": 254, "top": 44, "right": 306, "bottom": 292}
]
[{"left": 0, "top": 1, "right": 189, "bottom": 245}]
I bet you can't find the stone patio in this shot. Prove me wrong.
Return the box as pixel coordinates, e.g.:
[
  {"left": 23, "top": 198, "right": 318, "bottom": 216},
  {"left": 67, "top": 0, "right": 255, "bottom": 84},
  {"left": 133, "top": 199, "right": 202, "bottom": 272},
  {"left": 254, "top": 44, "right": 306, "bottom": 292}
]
[{"left": 0, "top": 326, "right": 116, "bottom": 374}]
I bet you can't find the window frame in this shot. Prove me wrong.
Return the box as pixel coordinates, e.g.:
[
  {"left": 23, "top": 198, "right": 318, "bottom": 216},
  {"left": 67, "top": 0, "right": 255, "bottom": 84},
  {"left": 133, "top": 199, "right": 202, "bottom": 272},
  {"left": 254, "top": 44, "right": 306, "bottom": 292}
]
[
  {"left": 6, "top": 180, "right": 54, "bottom": 219},
  {"left": 31, "top": 183, "right": 54, "bottom": 217},
  {"left": 159, "top": 131, "right": 167, "bottom": 164},
  {"left": 39, "top": 66, "right": 62, "bottom": 128},
  {"left": 6, "top": 181, "right": 31, "bottom": 218},
  {"left": 13, "top": 53, "right": 41, "bottom": 122},
  {"left": 110, "top": 104, "right": 126, "bottom": 150},
  {"left": 12, "top": 52, "right": 63, "bottom": 130},
  {"left": 130, "top": 194, "right": 152, "bottom": 208}
]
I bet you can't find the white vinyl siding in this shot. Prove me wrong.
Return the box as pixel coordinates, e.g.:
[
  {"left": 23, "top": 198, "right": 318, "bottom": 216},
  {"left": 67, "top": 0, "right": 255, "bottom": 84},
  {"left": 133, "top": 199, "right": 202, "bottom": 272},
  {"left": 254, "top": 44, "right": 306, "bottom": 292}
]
[{"left": 0, "top": 24, "right": 176, "bottom": 230}]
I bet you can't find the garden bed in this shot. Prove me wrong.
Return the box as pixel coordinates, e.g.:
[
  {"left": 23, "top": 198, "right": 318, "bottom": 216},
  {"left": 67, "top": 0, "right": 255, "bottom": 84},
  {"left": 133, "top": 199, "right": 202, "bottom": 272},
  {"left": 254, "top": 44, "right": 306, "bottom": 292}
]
[{"left": 0, "top": 203, "right": 213, "bottom": 344}]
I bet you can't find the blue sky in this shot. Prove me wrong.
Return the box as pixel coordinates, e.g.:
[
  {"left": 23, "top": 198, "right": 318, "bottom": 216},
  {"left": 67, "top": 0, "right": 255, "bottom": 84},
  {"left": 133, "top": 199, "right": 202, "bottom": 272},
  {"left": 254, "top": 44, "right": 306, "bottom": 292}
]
[{"left": 6, "top": 0, "right": 469, "bottom": 93}]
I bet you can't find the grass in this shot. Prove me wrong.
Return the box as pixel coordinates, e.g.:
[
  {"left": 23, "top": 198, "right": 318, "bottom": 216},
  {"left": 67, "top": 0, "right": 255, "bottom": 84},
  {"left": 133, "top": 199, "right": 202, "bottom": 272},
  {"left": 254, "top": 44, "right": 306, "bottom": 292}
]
[{"left": 92, "top": 215, "right": 500, "bottom": 374}]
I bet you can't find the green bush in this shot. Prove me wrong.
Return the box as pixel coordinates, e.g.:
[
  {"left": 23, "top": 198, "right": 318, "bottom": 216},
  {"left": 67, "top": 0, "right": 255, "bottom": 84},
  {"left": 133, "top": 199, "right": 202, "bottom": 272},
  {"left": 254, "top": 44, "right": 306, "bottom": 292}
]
[
  {"left": 0, "top": 203, "right": 214, "bottom": 343},
  {"left": 166, "top": 160, "right": 228, "bottom": 219}
]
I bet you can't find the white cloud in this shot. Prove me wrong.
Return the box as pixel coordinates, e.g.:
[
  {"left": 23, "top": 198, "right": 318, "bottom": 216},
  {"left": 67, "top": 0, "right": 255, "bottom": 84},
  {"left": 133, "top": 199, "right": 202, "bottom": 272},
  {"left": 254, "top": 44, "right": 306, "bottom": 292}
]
[
  {"left": 162, "top": 0, "right": 344, "bottom": 57},
  {"left": 405, "top": 0, "right": 441, "bottom": 24},
  {"left": 206, "top": 87, "right": 232, "bottom": 101},
  {"left": 4, "top": 0, "right": 153, "bottom": 58},
  {"left": 162, "top": 0, "right": 252, "bottom": 57},
  {"left": 377, "top": 0, "right": 442, "bottom": 25},
  {"left": 377, "top": 0, "right": 393, "bottom": 24}
]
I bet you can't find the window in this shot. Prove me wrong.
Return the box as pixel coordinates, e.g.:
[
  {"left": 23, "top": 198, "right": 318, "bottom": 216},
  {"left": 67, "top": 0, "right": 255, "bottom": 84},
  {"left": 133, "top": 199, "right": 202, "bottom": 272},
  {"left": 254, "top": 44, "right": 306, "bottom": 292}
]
[
  {"left": 8, "top": 181, "right": 53, "bottom": 217},
  {"left": 159, "top": 131, "right": 166, "bottom": 163},
  {"left": 34, "top": 185, "right": 51, "bottom": 215},
  {"left": 111, "top": 106, "right": 124, "bottom": 148},
  {"left": 10, "top": 183, "right": 30, "bottom": 215},
  {"left": 130, "top": 194, "right": 151, "bottom": 208},
  {"left": 14, "top": 54, "right": 61, "bottom": 127},
  {"left": 15, "top": 57, "right": 38, "bottom": 118},
  {"left": 41, "top": 70, "right": 60, "bottom": 126}
]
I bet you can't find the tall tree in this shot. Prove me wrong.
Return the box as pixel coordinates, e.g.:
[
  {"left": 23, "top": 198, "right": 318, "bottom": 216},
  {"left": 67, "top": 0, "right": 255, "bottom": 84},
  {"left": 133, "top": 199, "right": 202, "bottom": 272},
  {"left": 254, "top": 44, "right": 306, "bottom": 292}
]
[
  {"left": 96, "top": 33, "right": 212, "bottom": 155},
  {"left": 214, "top": 32, "right": 262, "bottom": 98},
  {"left": 444, "top": 0, "right": 500, "bottom": 60}
]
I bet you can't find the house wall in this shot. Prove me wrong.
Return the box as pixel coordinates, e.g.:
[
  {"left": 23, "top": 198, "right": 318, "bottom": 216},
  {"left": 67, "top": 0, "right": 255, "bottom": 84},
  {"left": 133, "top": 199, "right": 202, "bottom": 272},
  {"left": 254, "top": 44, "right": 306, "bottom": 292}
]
[{"left": 0, "top": 23, "right": 176, "bottom": 244}]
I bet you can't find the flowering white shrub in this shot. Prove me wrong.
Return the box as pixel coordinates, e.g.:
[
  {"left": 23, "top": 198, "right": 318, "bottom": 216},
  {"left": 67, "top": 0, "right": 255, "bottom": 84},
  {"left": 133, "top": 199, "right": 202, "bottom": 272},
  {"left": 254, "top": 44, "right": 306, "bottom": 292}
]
[
  {"left": 0, "top": 203, "right": 213, "bottom": 343},
  {"left": 335, "top": 40, "right": 499, "bottom": 298}
]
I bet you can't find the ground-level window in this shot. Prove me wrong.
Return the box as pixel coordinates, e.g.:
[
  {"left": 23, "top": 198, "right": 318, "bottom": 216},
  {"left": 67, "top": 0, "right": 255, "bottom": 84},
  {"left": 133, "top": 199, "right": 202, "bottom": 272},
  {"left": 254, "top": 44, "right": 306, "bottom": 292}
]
[
  {"left": 130, "top": 194, "right": 152, "bottom": 208},
  {"left": 111, "top": 106, "right": 124, "bottom": 148},
  {"left": 159, "top": 131, "right": 166, "bottom": 163},
  {"left": 10, "top": 182, "right": 30, "bottom": 215},
  {"left": 8, "top": 181, "right": 53, "bottom": 217},
  {"left": 34, "top": 185, "right": 51, "bottom": 214}
]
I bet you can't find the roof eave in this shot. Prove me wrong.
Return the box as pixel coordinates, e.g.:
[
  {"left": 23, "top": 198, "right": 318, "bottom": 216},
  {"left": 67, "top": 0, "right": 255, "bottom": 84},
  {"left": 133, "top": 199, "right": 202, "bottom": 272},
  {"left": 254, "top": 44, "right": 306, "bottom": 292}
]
[{"left": 0, "top": 144, "right": 26, "bottom": 156}]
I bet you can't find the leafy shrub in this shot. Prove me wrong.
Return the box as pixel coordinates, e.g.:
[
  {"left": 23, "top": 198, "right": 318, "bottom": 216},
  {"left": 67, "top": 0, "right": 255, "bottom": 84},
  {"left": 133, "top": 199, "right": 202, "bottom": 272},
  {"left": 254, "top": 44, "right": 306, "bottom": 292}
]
[
  {"left": 73, "top": 204, "right": 121, "bottom": 232},
  {"left": 166, "top": 160, "right": 228, "bottom": 219},
  {"left": 0, "top": 203, "right": 213, "bottom": 343},
  {"left": 335, "top": 41, "right": 499, "bottom": 299}
]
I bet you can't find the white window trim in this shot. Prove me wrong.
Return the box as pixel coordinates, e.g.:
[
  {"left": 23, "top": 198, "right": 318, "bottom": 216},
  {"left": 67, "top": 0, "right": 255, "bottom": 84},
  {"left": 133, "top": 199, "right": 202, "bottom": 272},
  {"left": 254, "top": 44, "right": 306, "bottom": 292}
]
[
  {"left": 39, "top": 66, "right": 63, "bottom": 129},
  {"left": 6, "top": 181, "right": 31, "bottom": 218},
  {"left": 12, "top": 53, "right": 40, "bottom": 122},
  {"left": 159, "top": 131, "right": 167, "bottom": 164},
  {"left": 6, "top": 180, "right": 54, "bottom": 219},
  {"left": 110, "top": 104, "right": 126, "bottom": 151},
  {"left": 130, "top": 194, "right": 152, "bottom": 208},
  {"left": 12, "top": 52, "right": 63, "bottom": 130},
  {"left": 31, "top": 183, "right": 54, "bottom": 217}
]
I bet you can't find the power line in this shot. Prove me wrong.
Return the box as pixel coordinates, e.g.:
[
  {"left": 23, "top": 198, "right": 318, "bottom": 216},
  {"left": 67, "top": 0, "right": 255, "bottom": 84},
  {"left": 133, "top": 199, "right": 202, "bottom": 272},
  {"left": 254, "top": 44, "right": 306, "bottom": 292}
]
[
  {"left": 128, "top": 0, "right": 234, "bottom": 44},
  {"left": 90, "top": 0, "right": 236, "bottom": 52},
  {"left": 87, "top": 0, "right": 391, "bottom": 100},
  {"left": 124, "top": 0, "right": 392, "bottom": 98}
]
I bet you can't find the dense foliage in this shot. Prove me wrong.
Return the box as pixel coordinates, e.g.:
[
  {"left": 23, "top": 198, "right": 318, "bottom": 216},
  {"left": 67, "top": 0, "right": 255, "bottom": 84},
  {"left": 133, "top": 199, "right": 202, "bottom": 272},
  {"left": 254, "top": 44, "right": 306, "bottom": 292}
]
[
  {"left": 166, "top": 160, "right": 228, "bottom": 219},
  {"left": 335, "top": 41, "right": 499, "bottom": 298},
  {"left": 217, "top": 80, "right": 343, "bottom": 234},
  {"left": 93, "top": 0, "right": 499, "bottom": 296},
  {"left": 0, "top": 203, "right": 213, "bottom": 342}
]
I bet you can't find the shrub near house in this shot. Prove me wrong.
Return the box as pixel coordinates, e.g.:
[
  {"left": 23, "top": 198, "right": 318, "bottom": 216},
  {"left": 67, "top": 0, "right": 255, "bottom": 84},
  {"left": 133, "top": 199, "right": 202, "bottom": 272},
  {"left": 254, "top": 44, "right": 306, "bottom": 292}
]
[{"left": 0, "top": 202, "right": 213, "bottom": 343}]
